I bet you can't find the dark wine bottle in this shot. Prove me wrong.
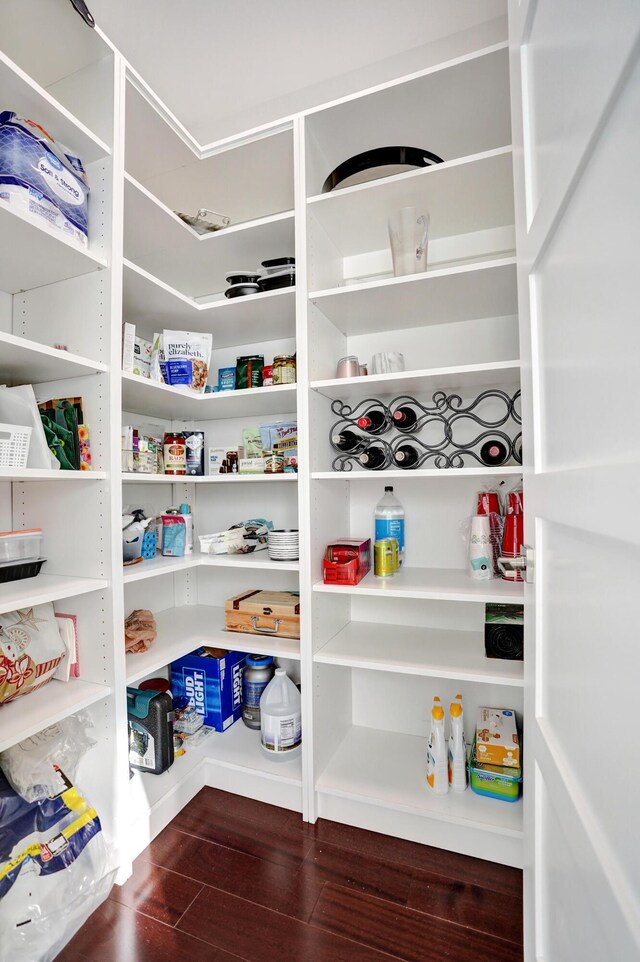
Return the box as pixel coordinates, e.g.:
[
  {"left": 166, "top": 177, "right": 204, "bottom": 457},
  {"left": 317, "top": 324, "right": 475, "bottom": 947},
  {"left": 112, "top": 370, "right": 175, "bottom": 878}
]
[
  {"left": 393, "top": 444, "right": 420, "bottom": 468},
  {"left": 331, "top": 429, "right": 366, "bottom": 453},
  {"left": 358, "top": 445, "right": 386, "bottom": 470},
  {"left": 479, "top": 439, "right": 509, "bottom": 466},
  {"left": 356, "top": 406, "right": 390, "bottom": 435},
  {"left": 392, "top": 405, "right": 419, "bottom": 432}
]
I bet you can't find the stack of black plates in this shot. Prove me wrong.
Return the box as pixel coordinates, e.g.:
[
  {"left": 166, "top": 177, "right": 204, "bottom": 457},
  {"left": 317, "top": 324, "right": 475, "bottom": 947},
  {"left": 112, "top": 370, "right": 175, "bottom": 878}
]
[{"left": 258, "top": 257, "right": 295, "bottom": 292}]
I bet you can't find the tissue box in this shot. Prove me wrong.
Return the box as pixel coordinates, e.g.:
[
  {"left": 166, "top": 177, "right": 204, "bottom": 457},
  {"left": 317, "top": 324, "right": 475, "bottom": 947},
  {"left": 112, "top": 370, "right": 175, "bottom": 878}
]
[{"left": 170, "top": 647, "right": 245, "bottom": 731}]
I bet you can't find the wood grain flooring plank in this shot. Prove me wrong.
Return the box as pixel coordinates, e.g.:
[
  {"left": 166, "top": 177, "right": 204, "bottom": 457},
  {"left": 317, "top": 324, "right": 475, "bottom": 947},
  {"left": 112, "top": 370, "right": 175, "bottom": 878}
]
[
  {"left": 308, "top": 819, "right": 522, "bottom": 894},
  {"left": 310, "top": 884, "right": 524, "bottom": 962},
  {"left": 171, "top": 797, "right": 312, "bottom": 869},
  {"left": 146, "top": 826, "right": 323, "bottom": 922},
  {"left": 300, "top": 838, "right": 412, "bottom": 906},
  {"left": 187, "top": 787, "right": 308, "bottom": 837},
  {"left": 178, "top": 886, "right": 404, "bottom": 962},
  {"left": 109, "top": 856, "right": 204, "bottom": 926},
  {"left": 64, "top": 899, "right": 244, "bottom": 962},
  {"left": 408, "top": 868, "right": 523, "bottom": 945}
]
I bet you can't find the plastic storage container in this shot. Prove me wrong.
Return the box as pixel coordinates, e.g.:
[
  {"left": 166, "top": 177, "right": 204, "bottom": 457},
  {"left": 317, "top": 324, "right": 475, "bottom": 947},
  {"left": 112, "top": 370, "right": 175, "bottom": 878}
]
[
  {"left": 468, "top": 737, "right": 522, "bottom": 802},
  {"left": 0, "top": 529, "right": 43, "bottom": 563}
]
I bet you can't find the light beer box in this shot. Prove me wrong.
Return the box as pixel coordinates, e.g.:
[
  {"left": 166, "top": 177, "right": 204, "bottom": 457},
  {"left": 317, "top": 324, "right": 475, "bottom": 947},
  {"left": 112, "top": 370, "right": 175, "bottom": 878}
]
[
  {"left": 225, "top": 589, "right": 300, "bottom": 640},
  {"left": 170, "top": 647, "right": 245, "bottom": 731}
]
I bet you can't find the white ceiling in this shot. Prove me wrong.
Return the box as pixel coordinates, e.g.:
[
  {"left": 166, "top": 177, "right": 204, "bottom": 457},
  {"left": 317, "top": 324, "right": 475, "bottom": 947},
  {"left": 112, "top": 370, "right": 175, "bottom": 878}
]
[{"left": 90, "top": 0, "right": 507, "bottom": 144}]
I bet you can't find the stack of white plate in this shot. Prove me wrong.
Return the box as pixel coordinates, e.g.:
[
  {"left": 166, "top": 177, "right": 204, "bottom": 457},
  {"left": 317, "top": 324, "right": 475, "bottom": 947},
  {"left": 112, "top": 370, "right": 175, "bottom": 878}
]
[{"left": 268, "top": 529, "right": 299, "bottom": 561}]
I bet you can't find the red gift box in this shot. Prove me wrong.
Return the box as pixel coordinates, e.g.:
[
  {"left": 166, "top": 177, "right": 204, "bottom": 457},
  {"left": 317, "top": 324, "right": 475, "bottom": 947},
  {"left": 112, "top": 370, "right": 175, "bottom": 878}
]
[{"left": 323, "top": 539, "right": 371, "bottom": 585}]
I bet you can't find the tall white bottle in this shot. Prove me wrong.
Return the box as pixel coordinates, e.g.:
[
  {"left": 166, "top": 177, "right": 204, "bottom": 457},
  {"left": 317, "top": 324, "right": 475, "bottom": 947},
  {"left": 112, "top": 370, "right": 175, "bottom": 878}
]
[
  {"left": 375, "top": 485, "right": 405, "bottom": 565},
  {"left": 259, "top": 668, "right": 302, "bottom": 760},
  {"left": 448, "top": 693, "right": 468, "bottom": 792},
  {"left": 426, "top": 696, "right": 448, "bottom": 794}
]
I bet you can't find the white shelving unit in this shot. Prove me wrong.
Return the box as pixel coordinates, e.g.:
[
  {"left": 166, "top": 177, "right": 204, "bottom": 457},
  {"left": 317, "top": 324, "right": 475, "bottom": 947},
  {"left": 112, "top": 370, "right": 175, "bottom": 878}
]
[{"left": 1, "top": 16, "right": 525, "bottom": 955}]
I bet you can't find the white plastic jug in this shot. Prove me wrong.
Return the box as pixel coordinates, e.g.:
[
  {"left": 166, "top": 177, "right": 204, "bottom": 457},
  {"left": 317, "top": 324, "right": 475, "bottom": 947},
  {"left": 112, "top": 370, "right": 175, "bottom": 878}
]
[
  {"left": 259, "top": 668, "right": 301, "bottom": 760},
  {"left": 448, "top": 693, "right": 468, "bottom": 792}
]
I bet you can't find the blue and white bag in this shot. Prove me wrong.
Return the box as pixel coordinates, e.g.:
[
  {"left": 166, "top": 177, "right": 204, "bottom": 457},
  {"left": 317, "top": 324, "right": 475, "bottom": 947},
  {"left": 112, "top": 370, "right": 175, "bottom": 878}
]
[{"left": 0, "top": 111, "right": 89, "bottom": 246}]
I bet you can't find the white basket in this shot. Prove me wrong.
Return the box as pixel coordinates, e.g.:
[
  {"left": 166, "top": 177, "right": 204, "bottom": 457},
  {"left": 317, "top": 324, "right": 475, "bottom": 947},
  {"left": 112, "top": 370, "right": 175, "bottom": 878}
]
[{"left": 0, "top": 423, "right": 32, "bottom": 468}]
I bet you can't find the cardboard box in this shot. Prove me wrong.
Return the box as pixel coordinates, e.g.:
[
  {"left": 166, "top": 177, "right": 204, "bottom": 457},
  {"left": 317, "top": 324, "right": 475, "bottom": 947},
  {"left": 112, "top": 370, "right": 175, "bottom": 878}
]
[
  {"left": 475, "top": 707, "right": 520, "bottom": 768},
  {"left": 170, "top": 647, "right": 245, "bottom": 731},
  {"left": 239, "top": 457, "right": 265, "bottom": 474},
  {"left": 208, "top": 447, "right": 227, "bottom": 474},
  {"left": 323, "top": 539, "right": 371, "bottom": 585}
]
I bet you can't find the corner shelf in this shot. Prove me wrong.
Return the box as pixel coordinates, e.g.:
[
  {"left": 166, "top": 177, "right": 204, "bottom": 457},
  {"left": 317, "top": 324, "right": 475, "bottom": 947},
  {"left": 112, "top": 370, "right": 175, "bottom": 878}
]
[
  {"left": 123, "top": 552, "right": 299, "bottom": 584},
  {"left": 122, "top": 473, "right": 297, "bottom": 484},
  {"left": 126, "top": 604, "right": 300, "bottom": 685},
  {"left": 312, "top": 468, "right": 522, "bottom": 481},
  {"left": 0, "top": 468, "right": 107, "bottom": 481},
  {"left": 123, "top": 259, "right": 296, "bottom": 349},
  {"left": 123, "top": 174, "right": 295, "bottom": 299},
  {"left": 121, "top": 372, "right": 297, "bottom": 420}
]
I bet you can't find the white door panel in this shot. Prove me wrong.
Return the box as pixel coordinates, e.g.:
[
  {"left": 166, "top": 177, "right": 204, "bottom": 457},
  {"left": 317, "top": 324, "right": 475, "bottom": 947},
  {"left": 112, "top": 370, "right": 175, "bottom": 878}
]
[
  {"left": 523, "top": 0, "right": 640, "bottom": 224},
  {"left": 510, "top": 2, "right": 640, "bottom": 959}
]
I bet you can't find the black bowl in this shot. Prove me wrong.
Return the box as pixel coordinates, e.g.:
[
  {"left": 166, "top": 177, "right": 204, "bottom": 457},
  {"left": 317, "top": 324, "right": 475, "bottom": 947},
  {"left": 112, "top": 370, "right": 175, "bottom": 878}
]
[
  {"left": 226, "top": 271, "right": 261, "bottom": 285},
  {"left": 257, "top": 271, "right": 296, "bottom": 292},
  {"left": 225, "top": 283, "right": 260, "bottom": 299},
  {"left": 261, "top": 256, "right": 295, "bottom": 270},
  {"left": 322, "top": 145, "right": 444, "bottom": 193}
]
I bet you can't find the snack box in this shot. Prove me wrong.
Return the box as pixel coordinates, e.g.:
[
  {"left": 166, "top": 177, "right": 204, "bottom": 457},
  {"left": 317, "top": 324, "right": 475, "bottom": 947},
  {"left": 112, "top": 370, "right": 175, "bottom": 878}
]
[
  {"left": 469, "top": 736, "right": 522, "bottom": 803},
  {"left": 323, "top": 539, "right": 371, "bottom": 585},
  {"left": 225, "top": 589, "right": 300, "bottom": 640},
  {"left": 170, "top": 647, "right": 245, "bottom": 731},
  {"left": 476, "top": 707, "right": 520, "bottom": 768}
]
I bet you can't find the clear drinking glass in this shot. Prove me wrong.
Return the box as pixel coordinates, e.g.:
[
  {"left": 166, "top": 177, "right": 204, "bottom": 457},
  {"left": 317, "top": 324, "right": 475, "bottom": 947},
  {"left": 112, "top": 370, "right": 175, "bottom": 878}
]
[{"left": 388, "top": 207, "right": 430, "bottom": 276}]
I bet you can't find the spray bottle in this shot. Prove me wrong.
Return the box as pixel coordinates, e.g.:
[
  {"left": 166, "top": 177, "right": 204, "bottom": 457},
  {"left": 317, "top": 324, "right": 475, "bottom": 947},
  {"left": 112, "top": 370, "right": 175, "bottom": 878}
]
[
  {"left": 448, "top": 693, "right": 468, "bottom": 792},
  {"left": 426, "top": 696, "right": 448, "bottom": 794}
]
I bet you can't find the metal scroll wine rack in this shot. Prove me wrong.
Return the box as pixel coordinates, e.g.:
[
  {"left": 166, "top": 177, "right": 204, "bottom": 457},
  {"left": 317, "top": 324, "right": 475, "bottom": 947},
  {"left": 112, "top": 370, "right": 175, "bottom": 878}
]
[{"left": 329, "top": 389, "right": 522, "bottom": 471}]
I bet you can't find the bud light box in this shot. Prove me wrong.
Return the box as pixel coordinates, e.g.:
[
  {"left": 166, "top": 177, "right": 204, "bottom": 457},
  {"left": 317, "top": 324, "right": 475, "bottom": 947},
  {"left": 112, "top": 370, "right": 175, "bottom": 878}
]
[{"left": 170, "top": 647, "right": 245, "bottom": 731}]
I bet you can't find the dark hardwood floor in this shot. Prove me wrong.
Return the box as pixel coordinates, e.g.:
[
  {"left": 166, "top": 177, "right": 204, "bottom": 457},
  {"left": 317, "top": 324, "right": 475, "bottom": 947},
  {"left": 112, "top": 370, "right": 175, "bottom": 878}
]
[{"left": 56, "top": 787, "right": 524, "bottom": 962}]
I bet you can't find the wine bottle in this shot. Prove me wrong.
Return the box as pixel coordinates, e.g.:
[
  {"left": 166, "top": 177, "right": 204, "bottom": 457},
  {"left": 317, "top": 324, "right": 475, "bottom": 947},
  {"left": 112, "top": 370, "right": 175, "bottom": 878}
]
[
  {"left": 393, "top": 443, "right": 420, "bottom": 468},
  {"left": 331, "top": 429, "right": 366, "bottom": 453},
  {"left": 392, "top": 405, "right": 419, "bottom": 432},
  {"left": 356, "top": 406, "right": 390, "bottom": 435},
  {"left": 479, "top": 439, "right": 509, "bottom": 466},
  {"left": 358, "top": 445, "right": 387, "bottom": 470}
]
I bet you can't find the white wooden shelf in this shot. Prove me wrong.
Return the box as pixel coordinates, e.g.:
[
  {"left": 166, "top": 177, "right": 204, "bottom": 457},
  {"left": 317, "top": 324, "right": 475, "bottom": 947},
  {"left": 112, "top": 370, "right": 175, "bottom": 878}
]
[
  {"left": 309, "top": 258, "right": 518, "bottom": 335},
  {"left": 0, "top": 51, "right": 111, "bottom": 165},
  {"left": 122, "top": 473, "right": 297, "bottom": 484},
  {"left": 315, "top": 621, "right": 523, "bottom": 686},
  {"left": 124, "top": 552, "right": 299, "bottom": 584},
  {"left": 0, "top": 203, "right": 108, "bottom": 295},
  {"left": 311, "top": 360, "right": 520, "bottom": 401},
  {"left": 198, "top": 718, "right": 302, "bottom": 787},
  {"left": 123, "top": 260, "right": 296, "bottom": 349},
  {"left": 317, "top": 726, "right": 522, "bottom": 836},
  {"left": 0, "top": 331, "right": 107, "bottom": 384},
  {"left": 0, "top": 468, "right": 107, "bottom": 482},
  {"left": 0, "top": 573, "right": 109, "bottom": 615},
  {"left": 312, "top": 468, "right": 523, "bottom": 481},
  {"left": 123, "top": 554, "right": 199, "bottom": 583},
  {"left": 121, "top": 372, "right": 297, "bottom": 420},
  {"left": 307, "top": 147, "right": 514, "bottom": 257},
  {"left": 0, "top": 677, "right": 111, "bottom": 753},
  {"left": 131, "top": 751, "right": 204, "bottom": 818},
  {"left": 314, "top": 567, "right": 524, "bottom": 604},
  {"left": 123, "top": 174, "right": 295, "bottom": 299},
  {"left": 126, "top": 604, "right": 300, "bottom": 684}
]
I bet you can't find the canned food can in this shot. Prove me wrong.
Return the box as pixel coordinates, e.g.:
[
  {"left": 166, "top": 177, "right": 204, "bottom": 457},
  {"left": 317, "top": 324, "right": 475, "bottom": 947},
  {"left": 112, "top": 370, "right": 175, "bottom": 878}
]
[
  {"left": 383, "top": 537, "right": 400, "bottom": 571},
  {"left": 374, "top": 539, "right": 395, "bottom": 577}
]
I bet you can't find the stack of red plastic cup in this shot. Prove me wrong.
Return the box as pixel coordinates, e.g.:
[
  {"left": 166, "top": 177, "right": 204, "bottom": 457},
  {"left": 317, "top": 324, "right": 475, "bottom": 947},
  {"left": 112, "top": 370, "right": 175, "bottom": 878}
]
[
  {"left": 501, "top": 490, "right": 524, "bottom": 581},
  {"left": 476, "top": 491, "right": 501, "bottom": 576}
]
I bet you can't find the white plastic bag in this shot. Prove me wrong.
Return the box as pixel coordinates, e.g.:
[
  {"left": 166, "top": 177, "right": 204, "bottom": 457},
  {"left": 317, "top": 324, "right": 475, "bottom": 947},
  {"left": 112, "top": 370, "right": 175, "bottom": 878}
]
[
  {"left": 162, "top": 330, "right": 212, "bottom": 393},
  {"left": 0, "top": 712, "right": 96, "bottom": 801}
]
